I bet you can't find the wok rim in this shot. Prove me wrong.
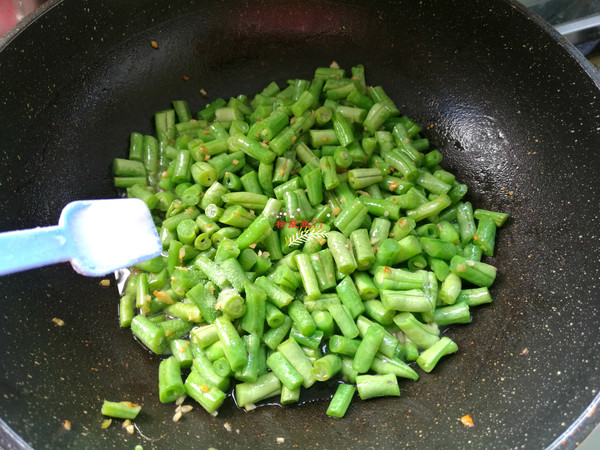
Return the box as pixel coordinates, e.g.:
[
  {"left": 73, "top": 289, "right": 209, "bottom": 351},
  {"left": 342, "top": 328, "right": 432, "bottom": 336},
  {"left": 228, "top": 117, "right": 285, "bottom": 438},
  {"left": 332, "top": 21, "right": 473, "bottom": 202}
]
[{"left": 0, "top": 0, "right": 598, "bottom": 448}]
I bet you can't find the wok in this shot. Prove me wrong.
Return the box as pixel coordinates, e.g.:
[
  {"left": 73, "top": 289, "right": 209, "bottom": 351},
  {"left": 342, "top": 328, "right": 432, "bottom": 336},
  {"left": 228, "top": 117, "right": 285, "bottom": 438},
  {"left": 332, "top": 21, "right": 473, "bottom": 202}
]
[{"left": 1, "top": 0, "right": 599, "bottom": 448}]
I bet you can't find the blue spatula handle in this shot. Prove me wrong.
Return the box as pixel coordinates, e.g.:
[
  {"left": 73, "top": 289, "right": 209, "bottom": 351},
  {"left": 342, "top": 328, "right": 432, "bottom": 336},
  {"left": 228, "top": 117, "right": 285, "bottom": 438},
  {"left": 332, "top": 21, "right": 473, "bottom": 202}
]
[{"left": 0, "top": 225, "right": 73, "bottom": 276}]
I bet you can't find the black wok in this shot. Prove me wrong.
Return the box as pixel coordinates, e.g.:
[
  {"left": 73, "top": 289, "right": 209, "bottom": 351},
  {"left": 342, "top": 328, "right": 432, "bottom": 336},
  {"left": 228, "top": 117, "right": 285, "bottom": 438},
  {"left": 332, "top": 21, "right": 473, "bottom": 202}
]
[{"left": 1, "top": 0, "right": 599, "bottom": 448}]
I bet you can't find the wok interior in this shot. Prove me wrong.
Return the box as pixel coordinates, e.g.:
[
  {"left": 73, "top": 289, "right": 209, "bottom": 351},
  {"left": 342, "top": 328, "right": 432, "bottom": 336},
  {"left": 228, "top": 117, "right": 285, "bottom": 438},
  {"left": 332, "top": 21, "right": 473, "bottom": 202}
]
[{"left": 0, "top": 0, "right": 599, "bottom": 448}]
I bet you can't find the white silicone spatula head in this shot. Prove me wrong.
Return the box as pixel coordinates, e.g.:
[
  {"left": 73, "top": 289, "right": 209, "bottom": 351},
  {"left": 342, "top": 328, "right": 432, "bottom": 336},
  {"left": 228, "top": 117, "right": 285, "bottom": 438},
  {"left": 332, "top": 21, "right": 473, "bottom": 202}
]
[{"left": 0, "top": 198, "right": 162, "bottom": 277}]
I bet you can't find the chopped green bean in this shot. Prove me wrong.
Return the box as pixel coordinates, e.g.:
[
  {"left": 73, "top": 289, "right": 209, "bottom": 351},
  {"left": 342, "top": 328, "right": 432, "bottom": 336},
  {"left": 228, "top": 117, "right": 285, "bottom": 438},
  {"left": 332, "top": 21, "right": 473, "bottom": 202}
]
[{"left": 113, "top": 63, "right": 507, "bottom": 421}]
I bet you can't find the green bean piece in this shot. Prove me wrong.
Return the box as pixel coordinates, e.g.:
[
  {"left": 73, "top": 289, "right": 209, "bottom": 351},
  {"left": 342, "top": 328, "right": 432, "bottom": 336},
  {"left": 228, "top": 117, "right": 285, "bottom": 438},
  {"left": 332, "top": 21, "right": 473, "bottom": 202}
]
[
  {"left": 294, "top": 254, "right": 321, "bottom": 301},
  {"left": 312, "top": 354, "right": 342, "bottom": 382},
  {"left": 213, "top": 239, "right": 240, "bottom": 264},
  {"left": 319, "top": 155, "right": 340, "bottom": 190},
  {"left": 381, "top": 289, "right": 434, "bottom": 313},
  {"left": 474, "top": 215, "right": 497, "bottom": 257},
  {"left": 368, "top": 217, "right": 391, "bottom": 252},
  {"left": 416, "top": 337, "right": 459, "bottom": 373},
  {"left": 332, "top": 111, "right": 355, "bottom": 147},
  {"left": 340, "top": 357, "right": 358, "bottom": 384},
  {"left": 394, "top": 235, "right": 423, "bottom": 265},
  {"left": 101, "top": 400, "right": 141, "bottom": 420},
  {"left": 235, "top": 216, "right": 271, "bottom": 250},
  {"left": 235, "top": 372, "right": 281, "bottom": 409},
  {"left": 311, "top": 310, "right": 335, "bottom": 337},
  {"left": 215, "top": 288, "right": 246, "bottom": 319},
  {"left": 200, "top": 182, "right": 228, "bottom": 210},
  {"left": 358, "top": 196, "right": 399, "bottom": 221},
  {"left": 262, "top": 316, "right": 293, "bottom": 350},
  {"left": 128, "top": 132, "right": 144, "bottom": 161},
  {"left": 390, "top": 217, "right": 416, "bottom": 241},
  {"left": 334, "top": 198, "right": 369, "bottom": 237},
  {"left": 158, "top": 318, "right": 194, "bottom": 341},
  {"left": 113, "top": 158, "right": 147, "bottom": 177},
  {"left": 131, "top": 315, "right": 167, "bottom": 354},
  {"left": 457, "top": 202, "right": 477, "bottom": 245},
  {"left": 273, "top": 177, "right": 303, "bottom": 201},
  {"left": 289, "top": 324, "right": 324, "bottom": 350},
  {"left": 269, "top": 126, "right": 295, "bottom": 156},
  {"left": 114, "top": 176, "right": 147, "bottom": 188},
  {"left": 382, "top": 148, "right": 418, "bottom": 181},
  {"left": 363, "top": 102, "right": 392, "bottom": 135},
  {"left": 400, "top": 339, "right": 417, "bottom": 361},
  {"left": 372, "top": 238, "right": 401, "bottom": 269},
  {"left": 194, "top": 255, "right": 229, "bottom": 288},
  {"left": 302, "top": 167, "right": 324, "bottom": 206},
  {"left": 190, "top": 324, "right": 219, "bottom": 349},
  {"left": 176, "top": 218, "right": 198, "bottom": 245},
  {"left": 264, "top": 302, "right": 286, "bottom": 328},
  {"left": 363, "top": 299, "right": 395, "bottom": 325},
  {"left": 456, "top": 287, "right": 492, "bottom": 306},
  {"left": 355, "top": 316, "right": 400, "bottom": 359},
  {"left": 238, "top": 282, "right": 266, "bottom": 337},
  {"left": 327, "top": 231, "right": 357, "bottom": 275},
  {"left": 415, "top": 223, "right": 440, "bottom": 239},
  {"left": 393, "top": 312, "right": 440, "bottom": 350},
  {"left": 326, "top": 384, "right": 356, "bottom": 418},
  {"left": 266, "top": 351, "right": 304, "bottom": 391},
  {"left": 186, "top": 282, "right": 217, "bottom": 324},
  {"left": 212, "top": 227, "right": 242, "bottom": 245},
  {"left": 439, "top": 272, "right": 462, "bottom": 305},
  {"left": 277, "top": 338, "right": 316, "bottom": 388},
  {"left": 273, "top": 154, "right": 295, "bottom": 184},
  {"left": 227, "top": 134, "right": 276, "bottom": 165},
  {"left": 158, "top": 357, "right": 185, "bottom": 403},
  {"left": 329, "top": 334, "right": 360, "bottom": 356},
  {"left": 214, "top": 316, "right": 247, "bottom": 372},
  {"left": 450, "top": 254, "right": 497, "bottom": 287},
  {"left": 419, "top": 237, "right": 458, "bottom": 261},
  {"left": 352, "top": 272, "right": 379, "bottom": 300},
  {"left": 127, "top": 184, "right": 157, "bottom": 210},
  {"left": 356, "top": 373, "right": 400, "bottom": 400},
  {"left": 436, "top": 220, "right": 460, "bottom": 245},
  {"left": 428, "top": 256, "right": 450, "bottom": 281},
  {"left": 474, "top": 208, "right": 509, "bottom": 227},
  {"left": 433, "top": 302, "right": 472, "bottom": 326},
  {"left": 335, "top": 275, "right": 365, "bottom": 319},
  {"left": 279, "top": 385, "right": 300, "bottom": 405},
  {"left": 327, "top": 303, "right": 360, "bottom": 339},
  {"left": 163, "top": 302, "right": 201, "bottom": 323},
  {"left": 204, "top": 341, "right": 225, "bottom": 362},
  {"left": 234, "top": 333, "right": 262, "bottom": 383},
  {"left": 255, "top": 276, "right": 293, "bottom": 308},
  {"left": 308, "top": 249, "right": 336, "bottom": 292},
  {"left": 352, "top": 324, "right": 385, "bottom": 373},
  {"left": 208, "top": 152, "right": 246, "bottom": 180},
  {"left": 287, "top": 300, "right": 317, "bottom": 336},
  {"left": 349, "top": 228, "right": 376, "bottom": 270},
  {"left": 268, "top": 264, "right": 300, "bottom": 292},
  {"left": 212, "top": 357, "right": 233, "bottom": 378},
  {"left": 406, "top": 194, "right": 452, "bottom": 222},
  {"left": 143, "top": 135, "right": 159, "bottom": 175},
  {"left": 370, "top": 354, "right": 419, "bottom": 381},
  {"left": 184, "top": 370, "right": 226, "bottom": 414},
  {"left": 119, "top": 295, "right": 135, "bottom": 328},
  {"left": 257, "top": 162, "right": 275, "bottom": 198},
  {"left": 332, "top": 146, "right": 352, "bottom": 169},
  {"left": 218, "top": 257, "right": 248, "bottom": 293}
]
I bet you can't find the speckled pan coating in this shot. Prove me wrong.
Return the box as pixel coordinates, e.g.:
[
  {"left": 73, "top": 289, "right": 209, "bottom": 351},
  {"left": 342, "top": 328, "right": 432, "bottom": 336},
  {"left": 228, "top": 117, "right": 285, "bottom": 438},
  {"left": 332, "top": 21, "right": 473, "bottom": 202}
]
[{"left": 0, "top": 0, "right": 599, "bottom": 449}]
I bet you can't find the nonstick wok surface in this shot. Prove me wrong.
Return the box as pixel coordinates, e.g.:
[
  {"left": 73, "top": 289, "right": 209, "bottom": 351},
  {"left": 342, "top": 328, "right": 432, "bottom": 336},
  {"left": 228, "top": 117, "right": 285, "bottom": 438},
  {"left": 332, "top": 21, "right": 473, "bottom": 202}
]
[{"left": 0, "top": 0, "right": 599, "bottom": 448}]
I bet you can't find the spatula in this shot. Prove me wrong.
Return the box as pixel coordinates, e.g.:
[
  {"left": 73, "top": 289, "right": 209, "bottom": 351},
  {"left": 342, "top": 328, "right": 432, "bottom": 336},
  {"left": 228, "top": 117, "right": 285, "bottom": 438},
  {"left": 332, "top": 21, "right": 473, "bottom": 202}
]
[{"left": 0, "top": 198, "right": 162, "bottom": 277}]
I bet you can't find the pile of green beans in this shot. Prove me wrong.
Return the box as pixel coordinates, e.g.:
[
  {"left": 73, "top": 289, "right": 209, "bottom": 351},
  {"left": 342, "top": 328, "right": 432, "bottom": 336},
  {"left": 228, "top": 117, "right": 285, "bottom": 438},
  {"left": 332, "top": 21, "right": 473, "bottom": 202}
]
[{"left": 113, "top": 64, "right": 508, "bottom": 419}]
